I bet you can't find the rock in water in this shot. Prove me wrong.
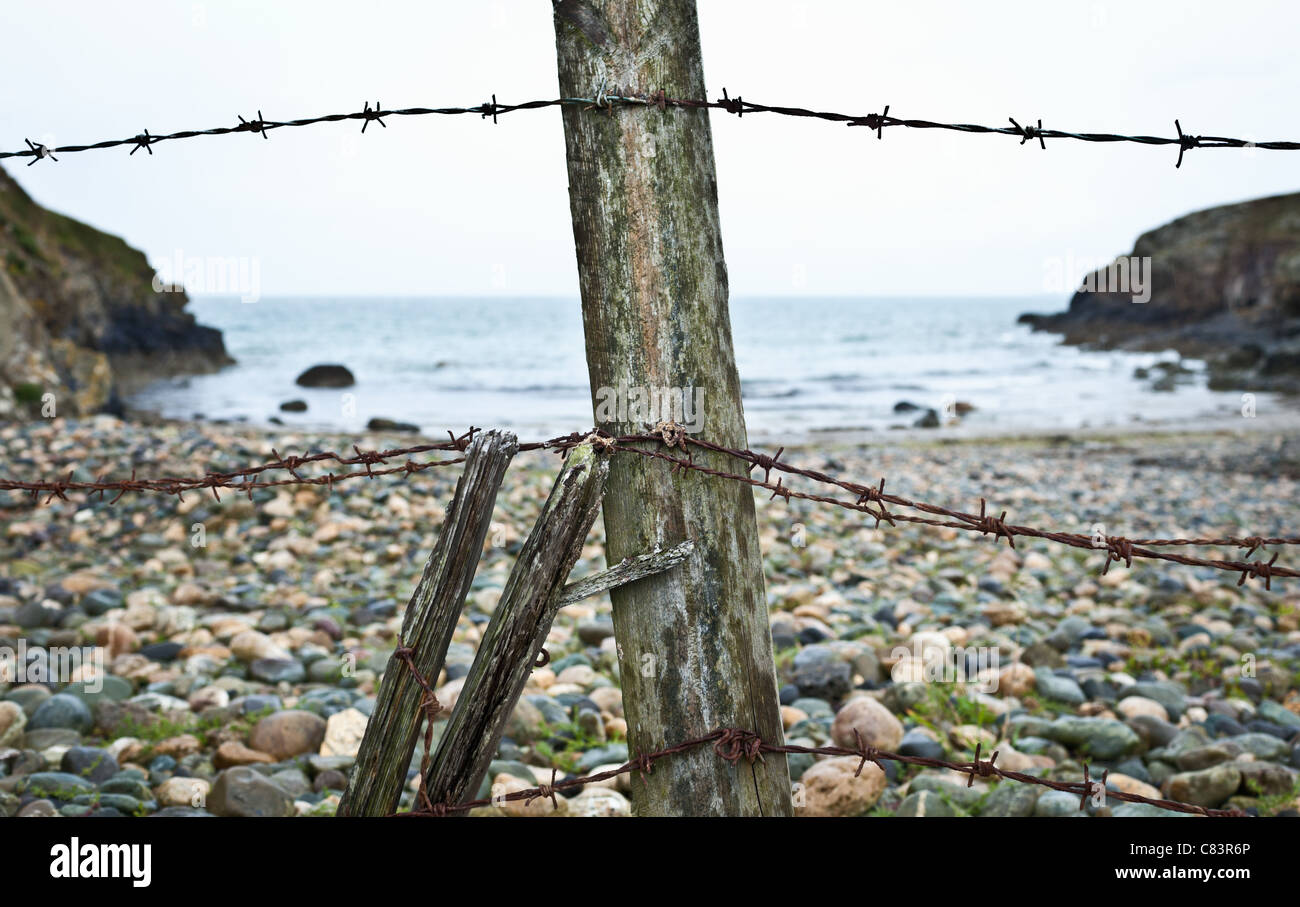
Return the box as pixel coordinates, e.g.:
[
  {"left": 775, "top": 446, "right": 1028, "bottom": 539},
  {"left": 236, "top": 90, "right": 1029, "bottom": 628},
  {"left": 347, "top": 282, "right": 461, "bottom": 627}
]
[
  {"left": 295, "top": 364, "right": 355, "bottom": 387},
  {"left": 913, "top": 409, "right": 941, "bottom": 429},
  {"left": 366, "top": 417, "right": 419, "bottom": 433}
]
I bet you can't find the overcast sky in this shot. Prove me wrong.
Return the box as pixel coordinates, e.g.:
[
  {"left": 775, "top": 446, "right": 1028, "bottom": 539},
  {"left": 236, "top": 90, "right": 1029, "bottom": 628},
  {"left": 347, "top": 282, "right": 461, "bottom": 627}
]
[{"left": 4, "top": 0, "right": 1298, "bottom": 299}]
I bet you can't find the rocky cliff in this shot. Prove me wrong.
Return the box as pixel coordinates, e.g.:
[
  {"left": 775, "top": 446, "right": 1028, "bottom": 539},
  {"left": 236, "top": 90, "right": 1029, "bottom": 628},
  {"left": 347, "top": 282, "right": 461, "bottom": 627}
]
[
  {"left": 1020, "top": 191, "right": 1300, "bottom": 392},
  {"left": 0, "top": 165, "right": 231, "bottom": 418}
]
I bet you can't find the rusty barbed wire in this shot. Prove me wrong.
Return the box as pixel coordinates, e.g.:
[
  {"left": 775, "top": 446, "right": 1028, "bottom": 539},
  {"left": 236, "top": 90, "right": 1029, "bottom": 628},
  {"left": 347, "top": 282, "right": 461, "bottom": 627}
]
[
  {"left": 392, "top": 643, "right": 443, "bottom": 814},
  {"left": 4, "top": 90, "right": 1297, "bottom": 168},
  {"left": 390, "top": 725, "right": 1246, "bottom": 818},
  {"left": 2, "top": 425, "right": 1297, "bottom": 586},
  {"left": 0, "top": 427, "right": 502, "bottom": 503},
  {"left": 600, "top": 429, "right": 1300, "bottom": 588}
]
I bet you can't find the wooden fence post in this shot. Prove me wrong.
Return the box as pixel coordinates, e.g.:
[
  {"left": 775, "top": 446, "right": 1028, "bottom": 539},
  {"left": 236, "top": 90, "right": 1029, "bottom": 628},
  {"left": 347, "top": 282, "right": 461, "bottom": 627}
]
[
  {"left": 553, "top": 0, "right": 792, "bottom": 815},
  {"left": 422, "top": 441, "right": 608, "bottom": 809},
  {"left": 337, "top": 429, "right": 518, "bottom": 817}
]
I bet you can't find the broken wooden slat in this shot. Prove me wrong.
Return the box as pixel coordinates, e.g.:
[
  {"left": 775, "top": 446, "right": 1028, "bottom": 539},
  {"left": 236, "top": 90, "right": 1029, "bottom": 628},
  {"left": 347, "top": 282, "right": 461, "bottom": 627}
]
[
  {"left": 557, "top": 539, "right": 694, "bottom": 606},
  {"left": 337, "top": 429, "right": 518, "bottom": 817},
  {"left": 422, "top": 441, "right": 609, "bottom": 811}
]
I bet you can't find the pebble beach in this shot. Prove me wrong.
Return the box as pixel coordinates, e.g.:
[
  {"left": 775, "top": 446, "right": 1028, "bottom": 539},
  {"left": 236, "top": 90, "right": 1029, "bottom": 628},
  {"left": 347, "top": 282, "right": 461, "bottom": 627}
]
[{"left": 2, "top": 416, "right": 1299, "bottom": 818}]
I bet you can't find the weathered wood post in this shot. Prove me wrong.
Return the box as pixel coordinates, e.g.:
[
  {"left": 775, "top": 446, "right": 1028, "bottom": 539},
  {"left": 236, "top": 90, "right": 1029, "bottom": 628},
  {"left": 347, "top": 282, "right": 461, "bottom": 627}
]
[
  {"left": 338, "top": 430, "right": 518, "bottom": 817},
  {"left": 553, "top": 0, "right": 792, "bottom": 815},
  {"left": 423, "top": 441, "right": 609, "bottom": 808}
]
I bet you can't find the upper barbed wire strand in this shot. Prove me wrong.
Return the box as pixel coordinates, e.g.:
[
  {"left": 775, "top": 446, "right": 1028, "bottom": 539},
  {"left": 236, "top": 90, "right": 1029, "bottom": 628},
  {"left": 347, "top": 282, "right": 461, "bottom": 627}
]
[{"left": 4, "top": 93, "right": 1298, "bottom": 167}]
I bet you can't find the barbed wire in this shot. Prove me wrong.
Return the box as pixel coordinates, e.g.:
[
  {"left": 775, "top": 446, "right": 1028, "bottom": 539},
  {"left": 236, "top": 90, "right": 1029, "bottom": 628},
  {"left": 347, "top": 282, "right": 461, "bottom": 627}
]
[
  {"left": 1, "top": 425, "right": 1295, "bottom": 587},
  {"left": 389, "top": 725, "right": 1246, "bottom": 818},
  {"left": 4, "top": 89, "right": 1296, "bottom": 168},
  {"left": 0, "top": 427, "right": 512, "bottom": 503},
  {"left": 612, "top": 429, "right": 1300, "bottom": 588}
]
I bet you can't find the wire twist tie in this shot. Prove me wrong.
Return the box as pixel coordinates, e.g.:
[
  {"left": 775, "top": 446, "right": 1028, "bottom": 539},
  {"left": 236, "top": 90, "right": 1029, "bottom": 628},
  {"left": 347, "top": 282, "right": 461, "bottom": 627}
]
[
  {"left": 130, "top": 130, "right": 155, "bottom": 155},
  {"left": 717, "top": 88, "right": 745, "bottom": 116},
  {"left": 1238, "top": 552, "right": 1278, "bottom": 590},
  {"left": 1010, "top": 117, "right": 1046, "bottom": 149},
  {"left": 849, "top": 104, "right": 890, "bottom": 139},
  {"left": 237, "top": 111, "right": 271, "bottom": 139},
  {"left": 23, "top": 138, "right": 57, "bottom": 166},
  {"left": 360, "top": 101, "right": 387, "bottom": 133},
  {"left": 1175, "top": 119, "right": 1200, "bottom": 168}
]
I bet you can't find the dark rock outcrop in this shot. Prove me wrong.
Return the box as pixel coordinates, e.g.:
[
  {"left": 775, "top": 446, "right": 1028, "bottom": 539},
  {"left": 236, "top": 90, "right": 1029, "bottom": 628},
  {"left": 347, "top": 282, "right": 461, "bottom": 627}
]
[
  {"left": 1020, "top": 191, "right": 1300, "bottom": 393},
  {"left": 0, "top": 164, "right": 231, "bottom": 418}
]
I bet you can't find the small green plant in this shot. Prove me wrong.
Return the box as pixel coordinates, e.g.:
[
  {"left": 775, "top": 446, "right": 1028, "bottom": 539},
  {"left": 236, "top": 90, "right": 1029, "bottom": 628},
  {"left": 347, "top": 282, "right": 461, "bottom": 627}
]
[
  {"left": 533, "top": 739, "right": 579, "bottom": 774},
  {"left": 906, "top": 684, "right": 997, "bottom": 735},
  {"left": 12, "top": 382, "right": 42, "bottom": 405},
  {"left": 306, "top": 798, "right": 338, "bottom": 817},
  {"left": 1252, "top": 779, "right": 1300, "bottom": 816},
  {"left": 773, "top": 645, "right": 799, "bottom": 673},
  {"left": 109, "top": 713, "right": 197, "bottom": 744},
  {"left": 11, "top": 223, "right": 42, "bottom": 259},
  {"left": 4, "top": 250, "right": 25, "bottom": 274},
  {"left": 533, "top": 718, "right": 609, "bottom": 761},
  {"left": 111, "top": 702, "right": 276, "bottom": 754}
]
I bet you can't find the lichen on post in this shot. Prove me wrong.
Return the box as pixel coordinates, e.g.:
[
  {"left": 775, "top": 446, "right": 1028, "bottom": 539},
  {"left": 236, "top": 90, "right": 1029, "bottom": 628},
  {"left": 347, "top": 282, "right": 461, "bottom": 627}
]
[{"left": 552, "top": 0, "right": 792, "bottom": 816}]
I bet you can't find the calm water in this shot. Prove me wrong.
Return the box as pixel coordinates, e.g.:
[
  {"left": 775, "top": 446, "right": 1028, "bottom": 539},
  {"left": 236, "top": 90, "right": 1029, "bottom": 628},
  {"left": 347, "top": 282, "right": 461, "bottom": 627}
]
[{"left": 130, "top": 296, "right": 1259, "bottom": 439}]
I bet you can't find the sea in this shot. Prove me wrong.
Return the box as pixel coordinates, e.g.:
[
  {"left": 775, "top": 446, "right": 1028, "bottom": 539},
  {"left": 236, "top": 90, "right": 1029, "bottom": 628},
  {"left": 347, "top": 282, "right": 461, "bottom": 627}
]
[{"left": 128, "top": 296, "right": 1269, "bottom": 441}]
